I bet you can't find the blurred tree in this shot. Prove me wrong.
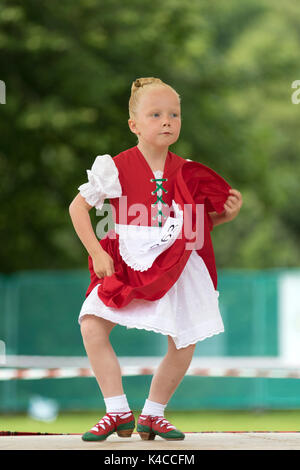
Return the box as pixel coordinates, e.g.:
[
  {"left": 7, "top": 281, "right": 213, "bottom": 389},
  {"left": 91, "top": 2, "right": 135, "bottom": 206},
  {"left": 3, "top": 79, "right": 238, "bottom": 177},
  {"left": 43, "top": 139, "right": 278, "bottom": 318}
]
[{"left": 0, "top": 0, "right": 299, "bottom": 272}]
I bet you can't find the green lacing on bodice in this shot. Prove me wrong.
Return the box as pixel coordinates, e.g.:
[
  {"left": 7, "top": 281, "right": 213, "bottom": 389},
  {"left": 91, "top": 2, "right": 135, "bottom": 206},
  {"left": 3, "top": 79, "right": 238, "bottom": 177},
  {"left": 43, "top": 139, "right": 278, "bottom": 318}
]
[{"left": 151, "top": 178, "right": 168, "bottom": 227}]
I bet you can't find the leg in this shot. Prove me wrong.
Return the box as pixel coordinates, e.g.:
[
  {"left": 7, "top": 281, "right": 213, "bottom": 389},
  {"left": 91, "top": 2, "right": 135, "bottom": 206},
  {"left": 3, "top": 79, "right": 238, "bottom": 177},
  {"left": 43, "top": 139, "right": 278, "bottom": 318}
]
[
  {"left": 81, "top": 315, "right": 135, "bottom": 442},
  {"left": 137, "top": 337, "right": 195, "bottom": 441},
  {"left": 80, "top": 315, "right": 123, "bottom": 398},
  {"left": 148, "top": 336, "right": 196, "bottom": 404}
]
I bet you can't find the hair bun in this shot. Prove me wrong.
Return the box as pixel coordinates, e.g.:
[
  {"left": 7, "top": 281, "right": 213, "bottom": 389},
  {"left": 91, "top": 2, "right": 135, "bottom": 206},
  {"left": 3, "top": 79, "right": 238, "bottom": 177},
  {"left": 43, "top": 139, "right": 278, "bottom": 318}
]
[
  {"left": 134, "top": 79, "right": 142, "bottom": 88},
  {"left": 129, "top": 77, "right": 180, "bottom": 119},
  {"left": 133, "top": 77, "right": 160, "bottom": 89}
]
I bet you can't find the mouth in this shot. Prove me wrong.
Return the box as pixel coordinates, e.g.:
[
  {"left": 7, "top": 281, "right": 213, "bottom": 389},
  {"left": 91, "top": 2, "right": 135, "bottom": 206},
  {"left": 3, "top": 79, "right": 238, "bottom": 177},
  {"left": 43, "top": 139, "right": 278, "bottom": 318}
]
[{"left": 161, "top": 132, "right": 172, "bottom": 135}]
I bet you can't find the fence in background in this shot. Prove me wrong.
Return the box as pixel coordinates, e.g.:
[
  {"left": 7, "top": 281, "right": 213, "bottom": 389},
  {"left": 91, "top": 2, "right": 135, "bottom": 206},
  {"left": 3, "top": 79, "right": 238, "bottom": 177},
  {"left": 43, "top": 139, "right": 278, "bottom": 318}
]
[{"left": 1, "top": 268, "right": 300, "bottom": 412}]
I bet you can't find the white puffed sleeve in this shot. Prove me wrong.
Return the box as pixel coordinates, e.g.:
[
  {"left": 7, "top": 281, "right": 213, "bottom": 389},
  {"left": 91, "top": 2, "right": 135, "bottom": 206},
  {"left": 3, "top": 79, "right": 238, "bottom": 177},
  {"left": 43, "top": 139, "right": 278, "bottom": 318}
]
[{"left": 78, "top": 154, "right": 122, "bottom": 210}]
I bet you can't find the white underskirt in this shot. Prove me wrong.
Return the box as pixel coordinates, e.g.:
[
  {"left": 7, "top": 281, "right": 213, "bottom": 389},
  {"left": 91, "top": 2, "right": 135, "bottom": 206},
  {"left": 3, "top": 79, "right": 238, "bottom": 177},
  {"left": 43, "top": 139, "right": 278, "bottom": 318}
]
[{"left": 78, "top": 250, "right": 224, "bottom": 349}]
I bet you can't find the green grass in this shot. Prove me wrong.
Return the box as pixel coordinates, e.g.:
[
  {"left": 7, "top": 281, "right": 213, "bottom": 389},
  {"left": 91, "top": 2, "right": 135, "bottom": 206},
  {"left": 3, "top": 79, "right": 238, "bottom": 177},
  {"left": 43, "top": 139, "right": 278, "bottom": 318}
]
[{"left": 1, "top": 410, "right": 300, "bottom": 434}]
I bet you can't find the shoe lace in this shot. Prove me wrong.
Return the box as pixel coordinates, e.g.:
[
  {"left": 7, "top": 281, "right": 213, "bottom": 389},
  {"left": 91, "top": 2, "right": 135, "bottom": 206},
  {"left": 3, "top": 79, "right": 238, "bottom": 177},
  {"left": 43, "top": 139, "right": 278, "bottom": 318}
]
[
  {"left": 152, "top": 416, "right": 176, "bottom": 430},
  {"left": 92, "top": 412, "right": 132, "bottom": 431}
]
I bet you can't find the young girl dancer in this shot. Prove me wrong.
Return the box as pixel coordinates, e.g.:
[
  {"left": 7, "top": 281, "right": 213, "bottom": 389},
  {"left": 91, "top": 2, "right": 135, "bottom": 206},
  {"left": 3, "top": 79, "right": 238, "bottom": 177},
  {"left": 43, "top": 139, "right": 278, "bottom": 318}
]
[{"left": 69, "top": 77, "right": 242, "bottom": 441}]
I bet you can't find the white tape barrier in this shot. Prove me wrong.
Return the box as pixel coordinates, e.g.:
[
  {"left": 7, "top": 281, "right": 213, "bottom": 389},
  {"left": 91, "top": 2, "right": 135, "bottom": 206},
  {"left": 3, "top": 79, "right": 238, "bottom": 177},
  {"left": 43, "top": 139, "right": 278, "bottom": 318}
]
[
  {"left": 1, "top": 365, "right": 300, "bottom": 380},
  {"left": 2, "top": 356, "right": 300, "bottom": 380},
  {"left": 4, "top": 355, "right": 299, "bottom": 368}
]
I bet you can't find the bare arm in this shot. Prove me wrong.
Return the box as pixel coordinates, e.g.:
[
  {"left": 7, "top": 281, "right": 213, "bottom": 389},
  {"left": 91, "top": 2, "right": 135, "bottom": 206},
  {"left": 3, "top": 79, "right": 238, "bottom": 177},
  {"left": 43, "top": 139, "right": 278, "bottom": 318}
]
[
  {"left": 208, "top": 211, "right": 228, "bottom": 227},
  {"left": 69, "top": 193, "right": 115, "bottom": 278}
]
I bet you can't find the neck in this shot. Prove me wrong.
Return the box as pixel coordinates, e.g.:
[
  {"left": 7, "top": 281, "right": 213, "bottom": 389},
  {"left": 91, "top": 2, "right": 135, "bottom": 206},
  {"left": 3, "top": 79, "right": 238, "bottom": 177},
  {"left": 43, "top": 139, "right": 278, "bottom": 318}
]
[{"left": 137, "top": 142, "right": 168, "bottom": 170}]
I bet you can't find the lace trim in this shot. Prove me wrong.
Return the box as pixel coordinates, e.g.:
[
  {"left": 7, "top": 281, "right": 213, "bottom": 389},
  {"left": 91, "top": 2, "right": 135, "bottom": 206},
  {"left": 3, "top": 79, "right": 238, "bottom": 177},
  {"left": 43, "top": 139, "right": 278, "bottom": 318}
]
[
  {"left": 79, "top": 309, "right": 224, "bottom": 350},
  {"left": 116, "top": 200, "right": 183, "bottom": 272},
  {"left": 78, "top": 181, "right": 106, "bottom": 210},
  {"left": 118, "top": 237, "right": 151, "bottom": 272}
]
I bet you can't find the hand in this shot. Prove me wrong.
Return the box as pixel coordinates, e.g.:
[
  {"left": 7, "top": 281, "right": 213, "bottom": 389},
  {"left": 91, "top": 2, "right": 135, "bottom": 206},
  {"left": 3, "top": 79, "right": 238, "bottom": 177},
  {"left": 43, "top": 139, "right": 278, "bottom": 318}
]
[
  {"left": 92, "top": 250, "right": 115, "bottom": 279},
  {"left": 223, "top": 189, "right": 243, "bottom": 221}
]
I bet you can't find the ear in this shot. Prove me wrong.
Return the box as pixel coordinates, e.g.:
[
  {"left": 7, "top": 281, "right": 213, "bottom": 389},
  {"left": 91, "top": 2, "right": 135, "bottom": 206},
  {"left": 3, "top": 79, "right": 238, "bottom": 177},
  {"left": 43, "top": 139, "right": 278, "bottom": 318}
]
[{"left": 128, "top": 118, "right": 139, "bottom": 135}]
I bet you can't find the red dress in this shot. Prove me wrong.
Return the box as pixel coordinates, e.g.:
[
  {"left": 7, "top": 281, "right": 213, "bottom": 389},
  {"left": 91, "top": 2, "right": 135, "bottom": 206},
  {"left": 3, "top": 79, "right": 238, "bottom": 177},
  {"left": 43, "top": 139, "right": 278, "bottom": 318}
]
[{"left": 84, "top": 146, "right": 231, "bottom": 309}]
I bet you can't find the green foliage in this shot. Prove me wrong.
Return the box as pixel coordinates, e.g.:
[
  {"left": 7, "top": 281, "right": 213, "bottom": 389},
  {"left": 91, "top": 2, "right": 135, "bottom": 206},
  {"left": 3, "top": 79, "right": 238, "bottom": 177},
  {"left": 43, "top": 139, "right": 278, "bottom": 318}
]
[{"left": 0, "top": 0, "right": 299, "bottom": 271}]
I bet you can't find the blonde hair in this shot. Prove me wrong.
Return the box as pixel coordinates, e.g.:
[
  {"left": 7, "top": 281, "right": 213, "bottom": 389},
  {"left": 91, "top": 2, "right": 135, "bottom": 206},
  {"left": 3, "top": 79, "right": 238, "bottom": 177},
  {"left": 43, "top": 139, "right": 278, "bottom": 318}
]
[{"left": 128, "top": 77, "right": 180, "bottom": 120}]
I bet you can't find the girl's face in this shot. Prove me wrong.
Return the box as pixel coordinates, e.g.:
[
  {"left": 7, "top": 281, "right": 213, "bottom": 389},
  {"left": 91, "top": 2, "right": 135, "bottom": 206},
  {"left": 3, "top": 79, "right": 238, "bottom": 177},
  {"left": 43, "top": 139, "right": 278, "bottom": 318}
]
[{"left": 128, "top": 87, "right": 181, "bottom": 149}]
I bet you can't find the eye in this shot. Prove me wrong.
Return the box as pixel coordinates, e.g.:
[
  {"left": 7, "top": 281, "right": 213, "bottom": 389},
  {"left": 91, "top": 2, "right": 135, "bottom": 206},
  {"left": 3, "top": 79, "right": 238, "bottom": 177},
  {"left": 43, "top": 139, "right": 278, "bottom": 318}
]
[{"left": 153, "top": 112, "right": 160, "bottom": 117}]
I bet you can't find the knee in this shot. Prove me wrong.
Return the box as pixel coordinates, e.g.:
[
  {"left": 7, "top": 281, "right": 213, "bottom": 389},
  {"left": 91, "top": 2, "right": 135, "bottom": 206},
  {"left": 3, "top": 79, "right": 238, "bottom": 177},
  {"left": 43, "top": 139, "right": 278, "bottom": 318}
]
[
  {"left": 80, "top": 316, "right": 111, "bottom": 345},
  {"left": 80, "top": 317, "right": 97, "bottom": 343}
]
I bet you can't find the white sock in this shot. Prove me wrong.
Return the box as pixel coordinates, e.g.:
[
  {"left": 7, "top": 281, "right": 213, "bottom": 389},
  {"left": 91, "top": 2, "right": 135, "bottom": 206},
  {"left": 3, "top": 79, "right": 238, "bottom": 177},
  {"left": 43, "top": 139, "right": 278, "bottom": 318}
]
[
  {"left": 104, "top": 394, "right": 131, "bottom": 414},
  {"left": 141, "top": 399, "right": 167, "bottom": 417}
]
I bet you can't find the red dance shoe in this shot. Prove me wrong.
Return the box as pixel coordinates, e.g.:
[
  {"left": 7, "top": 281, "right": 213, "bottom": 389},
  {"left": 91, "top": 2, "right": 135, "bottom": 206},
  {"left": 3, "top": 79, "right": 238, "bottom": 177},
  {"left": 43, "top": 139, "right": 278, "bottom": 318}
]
[
  {"left": 137, "top": 414, "right": 185, "bottom": 440},
  {"left": 82, "top": 411, "right": 135, "bottom": 441}
]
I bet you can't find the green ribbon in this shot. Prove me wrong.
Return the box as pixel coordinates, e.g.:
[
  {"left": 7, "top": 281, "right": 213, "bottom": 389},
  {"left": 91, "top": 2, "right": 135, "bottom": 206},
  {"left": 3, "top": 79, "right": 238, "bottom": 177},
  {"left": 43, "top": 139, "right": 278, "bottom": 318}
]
[{"left": 151, "top": 178, "right": 168, "bottom": 227}]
